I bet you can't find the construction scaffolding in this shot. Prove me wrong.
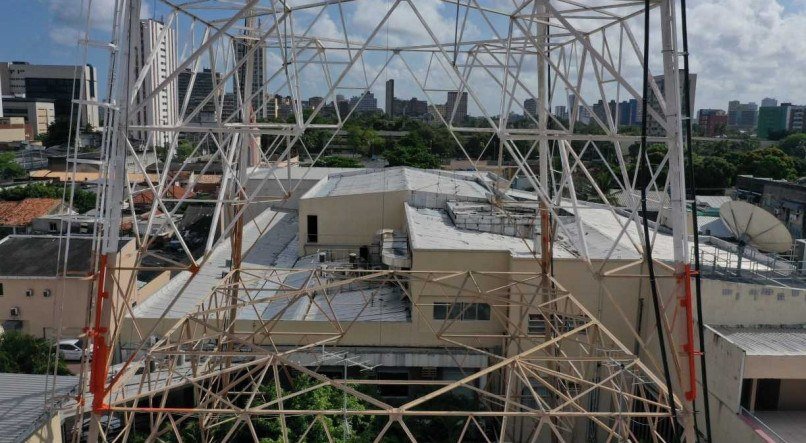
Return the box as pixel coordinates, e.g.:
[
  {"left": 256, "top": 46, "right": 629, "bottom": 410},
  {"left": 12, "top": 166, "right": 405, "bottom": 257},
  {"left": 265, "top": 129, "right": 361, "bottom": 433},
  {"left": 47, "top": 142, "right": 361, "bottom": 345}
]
[{"left": 55, "top": 0, "right": 705, "bottom": 441}]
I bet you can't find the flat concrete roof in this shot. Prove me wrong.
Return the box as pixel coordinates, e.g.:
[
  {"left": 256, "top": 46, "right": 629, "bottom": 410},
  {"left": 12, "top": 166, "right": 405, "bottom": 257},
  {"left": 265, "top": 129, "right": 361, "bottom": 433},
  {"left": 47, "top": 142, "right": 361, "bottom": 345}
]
[
  {"left": 0, "top": 236, "right": 129, "bottom": 277},
  {"left": 301, "top": 167, "right": 490, "bottom": 200},
  {"left": 248, "top": 165, "right": 358, "bottom": 181},
  {"left": 405, "top": 204, "right": 575, "bottom": 258}
]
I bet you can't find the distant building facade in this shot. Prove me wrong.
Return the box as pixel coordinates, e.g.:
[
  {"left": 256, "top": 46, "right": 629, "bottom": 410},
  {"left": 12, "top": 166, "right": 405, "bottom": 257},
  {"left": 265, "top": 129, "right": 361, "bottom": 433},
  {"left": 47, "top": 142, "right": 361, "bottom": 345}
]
[
  {"left": 697, "top": 109, "right": 728, "bottom": 137},
  {"left": 233, "top": 36, "right": 266, "bottom": 118},
  {"left": 647, "top": 71, "right": 697, "bottom": 137},
  {"left": 735, "top": 175, "right": 806, "bottom": 238},
  {"left": 727, "top": 100, "right": 758, "bottom": 131},
  {"left": 385, "top": 79, "right": 395, "bottom": 116},
  {"left": 131, "top": 19, "right": 178, "bottom": 147},
  {"left": 0, "top": 97, "right": 55, "bottom": 137},
  {"left": 757, "top": 105, "right": 790, "bottom": 139},
  {"left": 177, "top": 68, "right": 223, "bottom": 123},
  {"left": 761, "top": 97, "right": 778, "bottom": 108},
  {"left": 445, "top": 91, "right": 468, "bottom": 122},
  {"left": 0, "top": 61, "right": 99, "bottom": 129},
  {"left": 348, "top": 92, "right": 378, "bottom": 114}
]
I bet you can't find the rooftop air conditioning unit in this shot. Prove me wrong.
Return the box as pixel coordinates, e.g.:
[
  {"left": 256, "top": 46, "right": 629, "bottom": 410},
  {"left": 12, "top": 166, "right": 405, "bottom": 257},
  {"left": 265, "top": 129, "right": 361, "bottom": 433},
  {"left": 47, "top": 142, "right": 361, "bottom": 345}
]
[
  {"left": 10, "top": 307, "right": 20, "bottom": 317},
  {"left": 43, "top": 289, "right": 52, "bottom": 298},
  {"left": 25, "top": 289, "right": 33, "bottom": 297}
]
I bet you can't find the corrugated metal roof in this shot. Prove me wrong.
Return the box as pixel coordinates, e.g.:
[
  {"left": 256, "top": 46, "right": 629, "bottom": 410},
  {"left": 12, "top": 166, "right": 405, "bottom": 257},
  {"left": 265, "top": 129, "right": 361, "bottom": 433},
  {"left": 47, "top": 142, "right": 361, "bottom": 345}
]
[
  {"left": 710, "top": 325, "right": 806, "bottom": 355},
  {"left": 0, "top": 373, "right": 78, "bottom": 443}
]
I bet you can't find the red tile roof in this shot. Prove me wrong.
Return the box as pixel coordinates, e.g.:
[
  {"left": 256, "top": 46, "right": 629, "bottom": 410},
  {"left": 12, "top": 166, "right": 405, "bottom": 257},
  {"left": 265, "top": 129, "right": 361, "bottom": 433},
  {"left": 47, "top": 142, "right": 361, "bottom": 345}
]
[
  {"left": 0, "top": 198, "right": 62, "bottom": 227},
  {"left": 131, "top": 184, "right": 196, "bottom": 205}
]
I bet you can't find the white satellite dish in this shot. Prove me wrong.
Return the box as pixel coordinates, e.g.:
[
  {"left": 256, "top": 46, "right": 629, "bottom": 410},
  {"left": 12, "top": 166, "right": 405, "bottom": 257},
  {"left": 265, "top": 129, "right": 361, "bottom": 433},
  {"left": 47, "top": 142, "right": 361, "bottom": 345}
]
[{"left": 719, "top": 201, "right": 793, "bottom": 274}]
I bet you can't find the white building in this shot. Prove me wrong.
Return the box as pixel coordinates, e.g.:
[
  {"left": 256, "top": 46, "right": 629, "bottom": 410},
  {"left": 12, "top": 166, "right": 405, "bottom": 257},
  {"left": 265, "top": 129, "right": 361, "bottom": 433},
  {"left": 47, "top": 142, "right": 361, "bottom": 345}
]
[
  {"left": 131, "top": 19, "right": 178, "bottom": 148},
  {"left": 0, "top": 62, "right": 100, "bottom": 129}
]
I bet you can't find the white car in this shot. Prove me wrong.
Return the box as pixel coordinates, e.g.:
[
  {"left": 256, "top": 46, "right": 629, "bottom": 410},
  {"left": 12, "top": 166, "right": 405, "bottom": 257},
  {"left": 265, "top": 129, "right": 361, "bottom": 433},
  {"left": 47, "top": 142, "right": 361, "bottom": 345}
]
[{"left": 57, "top": 339, "right": 91, "bottom": 361}]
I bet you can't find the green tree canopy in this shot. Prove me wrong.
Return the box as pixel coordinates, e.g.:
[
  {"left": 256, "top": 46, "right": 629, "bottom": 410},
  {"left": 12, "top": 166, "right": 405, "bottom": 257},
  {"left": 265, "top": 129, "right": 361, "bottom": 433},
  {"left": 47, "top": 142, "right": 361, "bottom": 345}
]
[
  {"left": 693, "top": 155, "right": 737, "bottom": 193},
  {"left": 778, "top": 133, "right": 806, "bottom": 158},
  {"left": 0, "top": 152, "right": 26, "bottom": 180},
  {"left": 0, "top": 182, "right": 96, "bottom": 213},
  {"left": 346, "top": 126, "right": 383, "bottom": 157},
  {"left": 737, "top": 147, "right": 797, "bottom": 180},
  {"left": 385, "top": 143, "right": 442, "bottom": 169},
  {"left": 312, "top": 156, "right": 363, "bottom": 168},
  {"left": 0, "top": 331, "right": 70, "bottom": 375}
]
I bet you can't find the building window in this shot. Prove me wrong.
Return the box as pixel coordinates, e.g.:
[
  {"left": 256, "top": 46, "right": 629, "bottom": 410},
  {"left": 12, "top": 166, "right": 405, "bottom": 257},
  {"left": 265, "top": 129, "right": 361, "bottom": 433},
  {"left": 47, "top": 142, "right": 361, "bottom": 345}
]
[
  {"left": 0, "top": 283, "right": 3, "bottom": 295},
  {"left": 528, "top": 314, "right": 546, "bottom": 335},
  {"left": 433, "top": 302, "right": 491, "bottom": 321},
  {"left": 307, "top": 215, "right": 318, "bottom": 243},
  {"left": 49, "top": 222, "right": 58, "bottom": 232}
]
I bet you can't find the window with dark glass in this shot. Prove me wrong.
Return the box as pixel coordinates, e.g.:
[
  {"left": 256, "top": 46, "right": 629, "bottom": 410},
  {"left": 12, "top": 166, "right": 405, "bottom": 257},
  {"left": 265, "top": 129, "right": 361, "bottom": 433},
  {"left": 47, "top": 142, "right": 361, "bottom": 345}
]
[{"left": 307, "top": 215, "right": 318, "bottom": 243}]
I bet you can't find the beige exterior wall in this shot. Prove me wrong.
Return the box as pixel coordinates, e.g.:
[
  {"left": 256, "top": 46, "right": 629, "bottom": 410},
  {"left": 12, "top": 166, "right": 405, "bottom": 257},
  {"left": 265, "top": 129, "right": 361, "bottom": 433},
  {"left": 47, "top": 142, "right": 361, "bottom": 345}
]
[
  {"left": 700, "top": 279, "right": 806, "bottom": 326},
  {"left": 298, "top": 190, "right": 410, "bottom": 254},
  {"left": 25, "top": 413, "right": 63, "bottom": 443},
  {"left": 0, "top": 239, "right": 141, "bottom": 339},
  {"left": 777, "top": 379, "right": 806, "bottom": 409}
]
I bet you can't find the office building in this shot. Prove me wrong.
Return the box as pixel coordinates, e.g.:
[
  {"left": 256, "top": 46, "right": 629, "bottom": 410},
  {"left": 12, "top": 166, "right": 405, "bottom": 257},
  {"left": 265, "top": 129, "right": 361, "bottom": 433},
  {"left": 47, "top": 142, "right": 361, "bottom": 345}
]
[
  {"left": 727, "top": 100, "right": 758, "bottom": 131},
  {"left": 446, "top": 91, "right": 468, "bottom": 122},
  {"left": 1, "top": 97, "right": 55, "bottom": 137},
  {"left": 177, "top": 68, "right": 223, "bottom": 123},
  {"left": 757, "top": 105, "right": 790, "bottom": 139},
  {"left": 761, "top": 97, "right": 778, "bottom": 108},
  {"left": 697, "top": 109, "right": 728, "bottom": 137},
  {"left": 0, "top": 62, "right": 99, "bottom": 129},
  {"left": 233, "top": 36, "right": 266, "bottom": 118},
  {"left": 348, "top": 92, "right": 378, "bottom": 114},
  {"left": 131, "top": 19, "right": 178, "bottom": 147},
  {"left": 554, "top": 105, "right": 567, "bottom": 121},
  {"left": 618, "top": 99, "right": 639, "bottom": 126}
]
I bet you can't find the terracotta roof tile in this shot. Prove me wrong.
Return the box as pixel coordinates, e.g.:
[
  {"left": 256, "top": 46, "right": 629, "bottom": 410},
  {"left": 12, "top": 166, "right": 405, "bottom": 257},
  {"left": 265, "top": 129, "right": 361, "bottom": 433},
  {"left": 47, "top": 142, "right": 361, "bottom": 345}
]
[{"left": 0, "top": 198, "right": 62, "bottom": 227}]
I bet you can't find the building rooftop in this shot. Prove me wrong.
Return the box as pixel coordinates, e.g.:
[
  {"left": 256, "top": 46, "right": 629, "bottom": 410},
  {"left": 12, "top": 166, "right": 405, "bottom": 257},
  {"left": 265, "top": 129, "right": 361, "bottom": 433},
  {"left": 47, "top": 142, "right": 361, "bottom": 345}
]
[
  {"left": 130, "top": 209, "right": 297, "bottom": 319},
  {"left": 710, "top": 325, "right": 806, "bottom": 356},
  {"left": 0, "top": 236, "right": 129, "bottom": 277},
  {"left": 0, "top": 198, "right": 61, "bottom": 227},
  {"left": 0, "top": 373, "right": 78, "bottom": 443},
  {"left": 302, "top": 167, "right": 490, "bottom": 200},
  {"left": 249, "top": 165, "right": 358, "bottom": 182}
]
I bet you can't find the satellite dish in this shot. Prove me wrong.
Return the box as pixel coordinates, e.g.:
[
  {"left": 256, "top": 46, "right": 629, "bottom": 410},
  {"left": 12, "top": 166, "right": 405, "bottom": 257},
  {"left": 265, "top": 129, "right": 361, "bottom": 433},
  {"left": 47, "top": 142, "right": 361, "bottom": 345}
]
[{"left": 719, "top": 201, "right": 793, "bottom": 275}]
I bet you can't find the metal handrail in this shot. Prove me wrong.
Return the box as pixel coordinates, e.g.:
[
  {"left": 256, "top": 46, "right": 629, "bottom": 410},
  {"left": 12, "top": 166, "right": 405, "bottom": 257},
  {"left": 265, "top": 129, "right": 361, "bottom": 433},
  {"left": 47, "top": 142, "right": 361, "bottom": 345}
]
[{"left": 740, "top": 407, "right": 790, "bottom": 443}]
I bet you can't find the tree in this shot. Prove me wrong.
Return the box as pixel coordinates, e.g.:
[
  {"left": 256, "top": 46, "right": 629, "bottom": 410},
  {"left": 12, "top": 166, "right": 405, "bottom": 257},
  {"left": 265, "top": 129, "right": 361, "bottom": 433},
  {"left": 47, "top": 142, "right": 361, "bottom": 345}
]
[
  {"left": 737, "top": 147, "right": 797, "bottom": 180},
  {"left": 0, "top": 182, "right": 97, "bottom": 213},
  {"left": 347, "top": 126, "right": 383, "bottom": 157},
  {"left": 385, "top": 143, "right": 442, "bottom": 169},
  {"left": 778, "top": 133, "right": 806, "bottom": 158},
  {"left": 0, "top": 152, "right": 25, "bottom": 180},
  {"left": 0, "top": 331, "right": 70, "bottom": 375},
  {"left": 312, "top": 156, "right": 363, "bottom": 168},
  {"left": 41, "top": 118, "right": 94, "bottom": 147},
  {"left": 693, "top": 155, "right": 736, "bottom": 193}
]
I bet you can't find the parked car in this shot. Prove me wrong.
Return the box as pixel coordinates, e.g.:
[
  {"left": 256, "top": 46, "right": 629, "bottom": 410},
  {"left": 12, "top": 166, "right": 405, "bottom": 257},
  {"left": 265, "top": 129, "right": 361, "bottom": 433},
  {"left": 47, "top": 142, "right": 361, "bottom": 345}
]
[{"left": 57, "top": 339, "right": 91, "bottom": 361}]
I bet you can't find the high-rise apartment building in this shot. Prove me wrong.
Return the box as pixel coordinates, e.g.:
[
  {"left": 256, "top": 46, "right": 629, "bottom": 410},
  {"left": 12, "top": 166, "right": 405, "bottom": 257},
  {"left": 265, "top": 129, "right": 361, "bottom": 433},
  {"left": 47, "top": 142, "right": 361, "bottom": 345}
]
[
  {"left": 131, "top": 19, "right": 178, "bottom": 147},
  {"left": 727, "top": 100, "right": 758, "bottom": 131},
  {"left": 233, "top": 36, "right": 266, "bottom": 118},
  {"left": 446, "top": 91, "right": 468, "bottom": 122},
  {"left": 0, "top": 62, "right": 100, "bottom": 129},
  {"left": 788, "top": 105, "right": 806, "bottom": 133},
  {"left": 385, "top": 79, "right": 395, "bottom": 116}
]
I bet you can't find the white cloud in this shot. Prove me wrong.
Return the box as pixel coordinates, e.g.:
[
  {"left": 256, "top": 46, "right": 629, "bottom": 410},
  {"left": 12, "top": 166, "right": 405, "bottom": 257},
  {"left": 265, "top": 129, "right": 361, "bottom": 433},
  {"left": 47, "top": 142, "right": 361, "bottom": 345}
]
[
  {"left": 45, "top": 0, "right": 151, "bottom": 45},
  {"left": 686, "top": 0, "right": 806, "bottom": 108}
]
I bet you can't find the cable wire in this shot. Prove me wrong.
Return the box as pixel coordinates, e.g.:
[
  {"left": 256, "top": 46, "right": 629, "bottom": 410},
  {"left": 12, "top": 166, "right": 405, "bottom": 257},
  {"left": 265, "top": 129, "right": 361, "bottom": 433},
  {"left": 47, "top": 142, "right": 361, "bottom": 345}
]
[
  {"left": 679, "top": 0, "right": 713, "bottom": 440},
  {"left": 638, "top": 0, "right": 679, "bottom": 440}
]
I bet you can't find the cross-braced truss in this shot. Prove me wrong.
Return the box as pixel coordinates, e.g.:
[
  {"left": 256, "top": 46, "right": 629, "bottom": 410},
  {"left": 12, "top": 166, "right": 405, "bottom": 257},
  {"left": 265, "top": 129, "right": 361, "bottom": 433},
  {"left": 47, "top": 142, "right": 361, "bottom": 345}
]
[{"left": 56, "top": 0, "right": 702, "bottom": 441}]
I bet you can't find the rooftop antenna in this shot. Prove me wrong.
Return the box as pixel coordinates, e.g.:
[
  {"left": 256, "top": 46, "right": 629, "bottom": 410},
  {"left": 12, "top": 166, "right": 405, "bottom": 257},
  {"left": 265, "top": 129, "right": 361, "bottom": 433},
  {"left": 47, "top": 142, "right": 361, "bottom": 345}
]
[{"left": 719, "top": 201, "right": 793, "bottom": 275}]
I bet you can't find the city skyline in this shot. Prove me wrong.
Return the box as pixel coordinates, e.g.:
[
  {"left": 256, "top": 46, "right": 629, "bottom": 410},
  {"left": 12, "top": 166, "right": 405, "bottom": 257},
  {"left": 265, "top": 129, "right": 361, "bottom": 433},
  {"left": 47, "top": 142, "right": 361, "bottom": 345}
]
[{"left": 0, "top": 1, "right": 805, "bottom": 113}]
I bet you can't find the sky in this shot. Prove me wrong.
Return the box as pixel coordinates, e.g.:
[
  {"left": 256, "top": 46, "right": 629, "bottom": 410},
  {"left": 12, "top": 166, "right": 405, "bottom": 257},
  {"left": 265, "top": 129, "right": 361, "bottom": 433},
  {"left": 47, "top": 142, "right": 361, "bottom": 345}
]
[{"left": 1, "top": 0, "right": 805, "bottom": 114}]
